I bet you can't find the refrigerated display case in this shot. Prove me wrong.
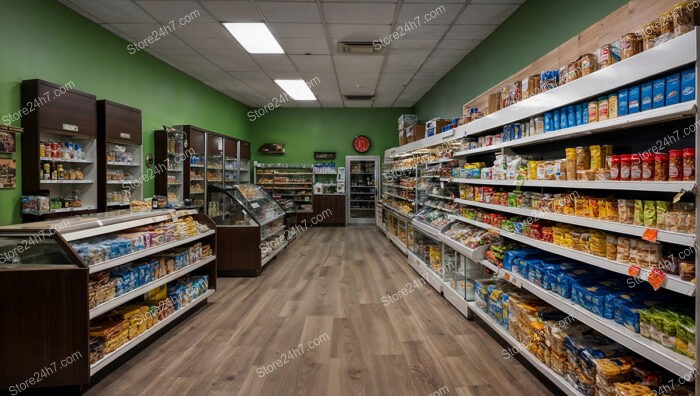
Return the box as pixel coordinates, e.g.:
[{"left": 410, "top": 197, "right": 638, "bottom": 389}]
[
  {"left": 223, "top": 137, "right": 238, "bottom": 189},
  {"left": 0, "top": 209, "right": 216, "bottom": 391},
  {"left": 154, "top": 129, "right": 186, "bottom": 207},
  {"left": 346, "top": 156, "right": 378, "bottom": 225},
  {"left": 255, "top": 164, "right": 314, "bottom": 213},
  {"left": 208, "top": 185, "right": 287, "bottom": 276}
]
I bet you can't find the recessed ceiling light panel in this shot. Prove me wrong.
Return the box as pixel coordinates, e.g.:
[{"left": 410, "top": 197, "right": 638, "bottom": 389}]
[
  {"left": 222, "top": 23, "right": 284, "bottom": 54},
  {"left": 275, "top": 79, "right": 317, "bottom": 101}
]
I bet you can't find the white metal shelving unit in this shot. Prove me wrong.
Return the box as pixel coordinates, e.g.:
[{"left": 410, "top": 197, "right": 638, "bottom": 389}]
[{"left": 382, "top": 29, "right": 700, "bottom": 395}]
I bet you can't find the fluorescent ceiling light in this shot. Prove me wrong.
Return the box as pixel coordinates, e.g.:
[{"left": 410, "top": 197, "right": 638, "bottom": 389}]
[
  {"left": 275, "top": 79, "right": 317, "bottom": 101},
  {"left": 222, "top": 23, "right": 284, "bottom": 54}
]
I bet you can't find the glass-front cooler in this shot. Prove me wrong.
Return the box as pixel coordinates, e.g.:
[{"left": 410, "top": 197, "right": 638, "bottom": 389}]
[
  {"left": 346, "top": 156, "right": 379, "bottom": 225},
  {"left": 208, "top": 185, "right": 287, "bottom": 272}
]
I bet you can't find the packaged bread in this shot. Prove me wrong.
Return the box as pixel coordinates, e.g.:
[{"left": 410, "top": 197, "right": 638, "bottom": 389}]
[
  {"left": 680, "top": 260, "right": 695, "bottom": 282},
  {"left": 656, "top": 201, "right": 670, "bottom": 230},
  {"left": 590, "top": 145, "right": 603, "bottom": 170},
  {"left": 590, "top": 230, "right": 607, "bottom": 257},
  {"left": 606, "top": 200, "right": 619, "bottom": 222},
  {"left": 618, "top": 199, "right": 635, "bottom": 224},
  {"left": 577, "top": 170, "right": 595, "bottom": 181},
  {"left": 606, "top": 235, "right": 618, "bottom": 260},
  {"left": 628, "top": 239, "right": 639, "bottom": 266},
  {"left": 597, "top": 199, "right": 609, "bottom": 220},
  {"left": 617, "top": 237, "right": 631, "bottom": 263},
  {"left": 643, "top": 200, "right": 657, "bottom": 227},
  {"left": 613, "top": 382, "right": 653, "bottom": 396},
  {"left": 575, "top": 196, "right": 591, "bottom": 218},
  {"left": 633, "top": 200, "right": 644, "bottom": 226},
  {"left": 576, "top": 146, "right": 590, "bottom": 170}
]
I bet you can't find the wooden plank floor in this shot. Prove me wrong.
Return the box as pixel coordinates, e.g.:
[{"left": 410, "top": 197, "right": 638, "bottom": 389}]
[{"left": 86, "top": 226, "right": 555, "bottom": 396}]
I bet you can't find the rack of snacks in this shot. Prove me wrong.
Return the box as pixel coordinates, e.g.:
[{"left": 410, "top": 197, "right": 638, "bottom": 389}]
[
  {"left": 20, "top": 79, "right": 98, "bottom": 219},
  {"left": 383, "top": 24, "right": 700, "bottom": 396},
  {"left": 0, "top": 209, "right": 216, "bottom": 391},
  {"left": 154, "top": 129, "right": 186, "bottom": 207},
  {"left": 255, "top": 163, "right": 314, "bottom": 213},
  {"left": 208, "top": 185, "right": 286, "bottom": 276},
  {"left": 346, "top": 156, "right": 379, "bottom": 225},
  {"left": 97, "top": 100, "right": 143, "bottom": 211},
  {"left": 239, "top": 140, "right": 251, "bottom": 184},
  {"left": 179, "top": 125, "right": 207, "bottom": 208},
  {"left": 223, "top": 137, "right": 238, "bottom": 189}
]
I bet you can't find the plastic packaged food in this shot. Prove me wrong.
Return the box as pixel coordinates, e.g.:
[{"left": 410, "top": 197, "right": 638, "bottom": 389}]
[
  {"left": 620, "top": 33, "right": 642, "bottom": 60},
  {"left": 683, "top": 147, "right": 695, "bottom": 181},
  {"left": 617, "top": 237, "right": 630, "bottom": 263},
  {"left": 598, "top": 43, "right": 620, "bottom": 68},
  {"left": 576, "top": 170, "right": 595, "bottom": 181},
  {"left": 598, "top": 97, "right": 609, "bottom": 121},
  {"left": 642, "top": 21, "right": 659, "bottom": 51},
  {"left": 630, "top": 154, "right": 642, "bottom": 181},
  {"left": 656, "top": 201, "right": 670, "bottom": 229},
  {"left": 642, "top": 155, "right": 654, "bottom": 181},
  {"left": 610, "top": 155, "right": 621, "bottom": 180},
  {"left": 605, "top": 200, "right": 619, "bottom": 222},
  {"left": 628, "top": 239, "right": 639, "bottom": 266},
  {"left": 606, "top": 235, "right": 618, "bottom": 260},
  {"left": 633, "top": 200, "right": 644, "bottom": 226},
  {"left": 576, "top": 146, "right": 590, "bottom": 171},
  {"left": 588, "top": 101, "right": 598, "bottom": 123},
  {"left": 673, "top": 2, "right": 696, "bottom": 36},
  {"left": 655, "top": 153, "right": 669, "bottom": 181},
  {"left": 590, "top": 145, "right": 603, "bottom": 170},
  {"left": 669, "top": 149, "right": 683, "bottom": 181},
  {"left": 680, "top": 260, "right": 695, "bottom": 281},
  {"left": 595, "top": 169, "right": 611, "bottom": 181},
  {"left": 565, "top": 148, "right": 577, "bottom": 180},
  {"left": 618, "top": 199, "right": 635, "bottom": 224},
  {"left": 580, "top": 53, "right": 597, "bottom": 76},
  {"left": 620, "top": 154, "right": 631, "bottom": 181},
  {"left": 608, "top": 94, "right": 618, "bottom": 119},
  {"left": 567, "top": 59, "right": 581, "bottom": 82}
]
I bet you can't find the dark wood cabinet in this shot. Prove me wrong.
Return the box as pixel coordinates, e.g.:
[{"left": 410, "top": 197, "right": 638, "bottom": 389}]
[
  {"left": 312, "top": 195, "right": 346, "bottom": 225},
  {"left": 206, "top": 133, "right": 223, "bottom": 157},
  {"left": 97, "top": 100, "right": 142, "bottom": 211},
  {"left": 224, "top": 137, "right": 238, "bottom": 158},
  {"left": 239, "top": 140, "right": 250, "bottom": 160},
  {"left": 21, "top": 80, "right": 97, "bottom": 139}
]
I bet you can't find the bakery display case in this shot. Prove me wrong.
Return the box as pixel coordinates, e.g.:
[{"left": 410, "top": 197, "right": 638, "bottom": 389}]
[
  {"left": 238, "top": 140, "right": 251, "bottom": 184},
  {"left": 154, "top": 129, "right": 186, "bottom": 207},
  {"left": 255, "top": 163, "right": 314, "bottom": 213},
  {"left": 208, "top": 185, "right": 286, "bottom": 276},
  {"left": 21, "top": 79, "right": 98, "bottom": 220},
  {"left": 97, "top": 100, "right": 143, "bottom": 211},
  {"left": 223, "top": 137, "right": 238, "bottom": 189},
  {"left": 0, "top": 209, "right": 216, "bottom": 392}
]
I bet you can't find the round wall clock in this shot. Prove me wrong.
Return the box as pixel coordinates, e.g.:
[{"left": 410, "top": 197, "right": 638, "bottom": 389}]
[{"left": 353, "top": 135, "right": 371, "bottom": 153}]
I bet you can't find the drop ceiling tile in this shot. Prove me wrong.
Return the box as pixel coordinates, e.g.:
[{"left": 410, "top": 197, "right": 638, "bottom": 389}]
[
  {"left": 200, "top": 1, "right": 262, "bottom": 22},
  {"left": 454, "top": 4, "right": 520, "bottom": 25},
  {"left": 319, "top": 97, "right": 343, "bottom": 107},
  {"left": 61, "top": 0, "right": 156, "bottom": 23},
  {"left": 444, "top": 24, "right": 497, "bottom": 41},
  {"left": 206, "top": 53, "right": 261, "bottom": 72},
  {"left": 297, "top": 71, "right": 336, "bottom": 85},
  {"left": 435, "top": 39, "right": 480, "bottom": 51},
  {"left": 232, "top": 71, "right": 274, "bottom": 83},
  {"left": 383, "top": 50, "right": 430, "bottom": 73},
  {"left": 182, "top": 37, "right": 242, "bottom": 51},
  {"left": 137, "top": 1, "right": 215, "bottom": 23},
  {"left": 471, "top": 0, "right": 525, "bottom": 4},
  {"left": 389, "top": 39, "right": 440, "bottom": 50},
  {"left": 379, "top": 72, "right": 414, "bottom": 85},
  {"left": 299, "top": 101, "right": 321, "bottom": 108},
  {"left": 144, "top": 35, "right": 192, "bottom": 51},
  {"left": 267, "top": 23, "right": 325, "bottom": 39},
  {"left": 148, "top": 45, "right": 199, "bottom": 57},
  {"left": 399, "top": 24, "right": 449, "bottom": 40},
  {"left": 403, "top": 0, "right": 467, "bottom": 3},
  {"left": 173, "top": 22, "right": 228, "bottom": 39},
  {"left": 257, "top": 2, "right": 321, "bottom": 23},
  {"left": 333, "top": 55, "right": 384, "bottom": 74},
  {"left": 396, "top": 4, "right": 462, "bottom": 25},
  {"left": 420, "top": 51, "right": 465, "bottom": 71},
  {"left": 252, "top": 55, "right": 298, "bottom": 73},
  {"left": 412, "top": 68, "right": 444, "bottom": 83},
  {"left": 323, "top": 3, "right": 396, "bottom": 24},
  {"left": 290, "top": 55, "right": 334, "bottom": 73},
  {"left": 176, "top": 60, "right": 223, "bottom": 73},
  {"left": 279, "top": 38, "right": 330, "bottom": 55},
  {"left": 344, "top": 100, "right": 374, "bottom": 108},
  {"left": 111, "top": 23, "right": 164, "bottom": 40},
  {"left": 326, "top": 24, "right": 391, "bottom": 42}
]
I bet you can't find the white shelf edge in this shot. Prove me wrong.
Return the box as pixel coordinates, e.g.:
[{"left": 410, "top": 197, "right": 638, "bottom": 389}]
[
  {"left": 261, "top": 225, "right": 286, "bottom": 240},
  {"left": 107, "top": 162, "right": 140, "bottom": 167},
  {"left": 482, "top": 260, "right": 696, "bottom": 378},
  {"left": 40, "top": 179, "right": 93, "bottom": 184},
  {"left": 90, "top": 289, "right": 215, "bottom": 375},
  {"left": 411, "top": 219, "right": 441, "bottom": 240},
  {"left": 89, "top": 256, "right": 216, "bottom": 319},
  {"left": 450, "top": 180, "right": 696, "bottom": 193},
  {"left": 88, "top": 230, "right": 216, "bottom": 274},
  {"left": 453, "top": 199, "right": 695, "bottom": 246},
  {"left": 466, "top": 301, "right": 583, "bottom": 396},
  {"left": 40, "top": 157, "right": 93, "bottom": 164},
  {"left": 442, "top": 285, "right": 470, "bottom": 318}
]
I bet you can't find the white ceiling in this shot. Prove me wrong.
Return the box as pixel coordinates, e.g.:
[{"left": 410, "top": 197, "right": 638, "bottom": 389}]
[{"left": 59, "top": 0, "right": 523, "bottom": 108}]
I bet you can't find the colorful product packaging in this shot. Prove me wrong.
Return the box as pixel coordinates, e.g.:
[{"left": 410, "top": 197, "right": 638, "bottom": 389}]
[
  {"left": 628, "top": 85, "right": 640, "bottom": 114},
  {"left": 666, "top": 73, "right": 681, "bottom": 105},
  {"left": 653, "top": 78, "right": 666, "bottom": 108},
  {"left": 618, "top": 89, "right": 629, "bottom": 116},
  {"left": 640, "top": 81, "right": 653, "bottom": 111},
  {"left": 681, "top": 68, "right": 696, "bottom": 103}
]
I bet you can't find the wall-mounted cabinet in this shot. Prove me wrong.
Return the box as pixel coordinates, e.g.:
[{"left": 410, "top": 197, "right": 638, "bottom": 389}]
[
  {"left": 97, "top": 100, "right": 143, "bottom": 211},
  {"left": 21, "top": 79, "right": 98, "bottom": 220}
]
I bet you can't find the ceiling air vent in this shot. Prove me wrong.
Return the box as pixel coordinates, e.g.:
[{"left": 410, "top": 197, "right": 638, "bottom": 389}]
[
  {"left": 338, "top": 41, "right": 383, "bottom": 55},
  {"left": 344, "top": 95, "right": 375, "bottom": 101}
]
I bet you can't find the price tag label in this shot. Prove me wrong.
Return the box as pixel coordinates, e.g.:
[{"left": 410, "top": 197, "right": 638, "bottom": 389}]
[
  {"left": 628, "top": 265, "right": 641, "bottom": 277},
  {"left": 647, "top": 268, "right": 667, "bottom": 291},
  {"left": 504, "top": 272, "right": 511, "bottom": 281},
  {"left": 251, "top": 202, "right": 260, "bottom": 209},
  {"left": 642, "top": 228, "right": 658, "bottom": 243}
]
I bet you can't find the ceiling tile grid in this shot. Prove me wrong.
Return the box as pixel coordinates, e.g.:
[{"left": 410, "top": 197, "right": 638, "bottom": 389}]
[{"left": 58, "top": 0, "right": 522, "bottom": 108}]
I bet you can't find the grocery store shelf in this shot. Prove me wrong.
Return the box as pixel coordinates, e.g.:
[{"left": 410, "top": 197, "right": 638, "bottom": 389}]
[
  {"left": 455, "top": 200, "right": 695, "bottom": 246},
  {"left": 388, "top": 233, "right": 408, "bottom": 255},
  {"left": 107, "top": 180, "right": 138, "bottom": 185},
  {"left": 106, "top": 202, "right": 129, "bottom": 207},
  {"left": 189, "top": 164, "right": 205, "bottom": 168},
  {"left": 451, "top": 179, "right": 696, "bottom": 193},
  {"left": 88, "top": 230, "right": 216, "bottom": 274},
  {"left": 262, "top": 240, "right": 287, "bottom": 267},
  {"left": 427, "top": 194, "right": 455, "bottom": 200},
  {"left": 423, "top": 203, "right": 457, "bottom": 213},
  {"left": 262, "top": 225, "right": 286, "bottom": 240},
  {"left": 486, "top": 226, "right": 696, "bottom": 296},
  {"left": 90, "top": 289, "right": 215, "bottom": 375},
  {"left": 412, "top": 219, "right": 441, "bottom": 239},
  {"left": 407, "top": 251, "right": 443, "bottom": 293},
  {"left": 89, "top": 256, "right": 216, "bottom": 319},
  {"left": 385, "top": 192, "right": 415, "bottom": 202},
  {"left": 426, "top": 158, "right": 455, "bottom": 165},
  {"left": 442, "top": 284, "right": 470, "bottom": 318},
  {"left": 107, "top": 161, "right": 140, "bottom": 166},
  {"left": 40, "top": 179, "right": 93, "bottom": 184},
  {"left": 483, "top": 260, "right": 696, "bottom": 378},
  {"left": 439, "top": 234, "right": 490, "bottom": 262},
  {"left": 384, "top": 183, "right": 414, "bottom": 190},
  {"left": 40, "top": 157, "right": 93, "bottom": 164},
  {"left": 382, "top": 204, "right": 413, "bottom": 220},
  {"left": 455, "top": 102, "right": 697, "bottom": 157},
  {"left": 466, "top": 302, "right": 583, "bottom": 396}
]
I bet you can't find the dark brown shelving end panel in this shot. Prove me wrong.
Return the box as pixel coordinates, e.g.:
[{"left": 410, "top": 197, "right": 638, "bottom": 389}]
[
  {"left": 153, "top": 130, "right": 169, "bottom": 199},
  {"left": 239, "top": 140, "right": 251, "bottom": 160},
  {"left": 207, "top": 133, "right": 223, "bottom": 157},
  {"left": 97, "top": 100, "right": 142, "bottom": 212},
  {"left": 20, "top": 79, "right": 97, "bottom": 195},
  {"left": 224, "top": 137, "right": 238, "bottom": 158},
  {"left": 216, "top": 225, "right": 261, "bottom": 277}
]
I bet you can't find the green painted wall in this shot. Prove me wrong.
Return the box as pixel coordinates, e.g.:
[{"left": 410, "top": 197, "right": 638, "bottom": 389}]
[
  {"left": 413, "top": 0, "right": 629, "bottom": 119},
  {"left": 249, "top": 108, "right": 409, "bottom": 169},
  {"left": 0, "top": 0, "right": 251, "bottom": 225}
]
